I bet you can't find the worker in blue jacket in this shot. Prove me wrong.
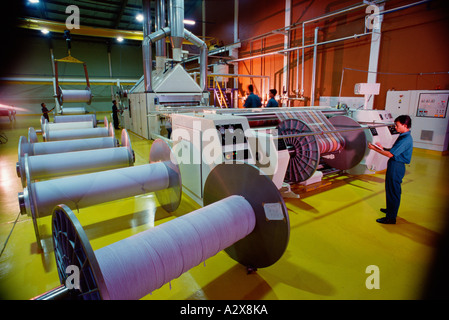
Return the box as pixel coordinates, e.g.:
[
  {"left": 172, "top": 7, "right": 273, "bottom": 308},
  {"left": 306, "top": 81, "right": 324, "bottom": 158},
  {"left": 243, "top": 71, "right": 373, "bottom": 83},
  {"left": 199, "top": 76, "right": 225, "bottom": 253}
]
[
  {"left": 244, "top": 84, "right": 262, "bottom": 108},
  {"left": 41, "top": 102, "right": 55, "bottom": 122},
  {"left": 368, "top": 115, "right": 413, "bottom": 224},
  {"left": 266, "top": 89, "right": 279, "bottom": 107}
]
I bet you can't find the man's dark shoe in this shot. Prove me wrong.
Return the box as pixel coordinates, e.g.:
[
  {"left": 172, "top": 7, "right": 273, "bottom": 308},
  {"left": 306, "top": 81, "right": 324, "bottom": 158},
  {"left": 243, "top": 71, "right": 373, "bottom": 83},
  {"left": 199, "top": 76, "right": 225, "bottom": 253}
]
[
  {"left": 376, "top": 217, "right": 396, "bottom": 224},
  {"left": 380, "top": 208, "right": 388, "bottom": 214}
]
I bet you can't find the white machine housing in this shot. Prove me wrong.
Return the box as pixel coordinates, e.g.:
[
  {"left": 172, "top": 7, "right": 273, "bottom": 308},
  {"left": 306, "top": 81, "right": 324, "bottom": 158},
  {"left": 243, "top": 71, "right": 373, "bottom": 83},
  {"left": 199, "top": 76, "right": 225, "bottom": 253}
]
[
  {"left": 171, "top": 113, "right": 289, "bottom": 204},
  {"left": 346, "top": 109, "right": 399, "bottom": 174},
  {"left": 319, "top": 96, "right": 365, "bottom": 109},
  {"left": 122, "top": 64, "right": 210, "bottom": 139},
  {"left": 386, "top": 90, "right": 449, "bottom": 152}
]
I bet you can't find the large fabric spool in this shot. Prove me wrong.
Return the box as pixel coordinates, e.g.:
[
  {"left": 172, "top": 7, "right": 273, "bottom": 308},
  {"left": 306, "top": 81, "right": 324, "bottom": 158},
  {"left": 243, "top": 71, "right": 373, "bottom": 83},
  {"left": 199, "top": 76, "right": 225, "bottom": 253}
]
[
  {"left": 40, "top": 116, "right": 94, "bottom": 134},
  {"left": 54, "top": 114, "right": 97, "bottom": 126},
  {"left": 58, "top": 88, "right": 92, "bottom": 105},
  {"left": 96, "top": 195, "right": 255, "bottom": 300},
  {"left": 44, "top": 125, "right": 113, "bottom": 141},
  {"left": 276, "top": 110, "right": 366, "bottom": 183},
  {"left": 45, "top": 121, "right": 94, "bottom": 132},
  {"left": 60, "top": 107, "right": 87, "bottom": 114},
  {"left": 42, "top": 162, "right": 289, "bottom": 300},
  {"left": 277, "top": 110, "right": 345, "bottom": 154},
  {"left": 22, "top": 162, "right": 168, "bottom": 217}
]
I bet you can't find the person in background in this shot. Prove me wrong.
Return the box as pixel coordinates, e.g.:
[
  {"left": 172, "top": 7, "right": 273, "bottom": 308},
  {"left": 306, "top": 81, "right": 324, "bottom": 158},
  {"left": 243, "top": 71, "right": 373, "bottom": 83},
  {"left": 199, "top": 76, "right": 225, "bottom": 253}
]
[
  {"left": 266, "top": 89, "right": 279, "bottom": 108},
  {"left": 244, "top": 84, "right": 262, "bottom": 108},
  {"left": 112, "top": 100, "right": 120, "bottom": 130},
  {"left": 368, "top": 115, "right": 413, "bottom": 224},
  {"left": 41, "top": 103, "right": 55, "bottom": 122},
  {"left": 165, "top": 115, "right": 172, "bottom": 139}
]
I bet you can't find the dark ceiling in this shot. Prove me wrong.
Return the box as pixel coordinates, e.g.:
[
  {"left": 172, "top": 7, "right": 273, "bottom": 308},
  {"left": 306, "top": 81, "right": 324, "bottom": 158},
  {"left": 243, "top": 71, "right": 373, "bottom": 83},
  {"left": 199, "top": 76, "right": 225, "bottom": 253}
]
[
  {"left": 0, "top": 0, "right": 224, "bottom": 75},
  {"left": 21, "top": 0, "right": 204, "bottom": 32}
]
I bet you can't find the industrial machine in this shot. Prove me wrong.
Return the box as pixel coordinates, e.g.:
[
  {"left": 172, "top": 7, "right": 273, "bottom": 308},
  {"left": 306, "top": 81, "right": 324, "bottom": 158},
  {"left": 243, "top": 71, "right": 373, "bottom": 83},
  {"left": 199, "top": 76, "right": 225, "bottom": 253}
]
[
  {"left": 171, "top": 113, "right": 258, "bottom": 204},
  {"left": 386, "top": 90, "right": 449, "bottom": 152},
  {"left": 121, "top": 0, "right": 210, "bottom": 140},
  {"left": 124, "top": 64, "right": 210, "bottom": 139},
  {"left": 171, "top": 107, "right": 381, "bottom": 204},
  {"left": 319, "top": 86, "right": 400, "bottom": 174},
  {"left": 346, "top": 109, "right": 399, "bottom": 175}
]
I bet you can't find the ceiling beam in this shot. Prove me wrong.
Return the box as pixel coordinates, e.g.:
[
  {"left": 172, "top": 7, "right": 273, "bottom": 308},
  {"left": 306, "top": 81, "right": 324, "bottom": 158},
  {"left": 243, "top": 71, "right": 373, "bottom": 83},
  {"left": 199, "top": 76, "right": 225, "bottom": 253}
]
[
  {"left": 18, "top": 17, "right": 202, "bottom": 46},
  {"left": 19, "top": 17, "right": 144, "bottom": 41},
  {"left": 114, "top": 0, "right": 130, "bottom": 29}
]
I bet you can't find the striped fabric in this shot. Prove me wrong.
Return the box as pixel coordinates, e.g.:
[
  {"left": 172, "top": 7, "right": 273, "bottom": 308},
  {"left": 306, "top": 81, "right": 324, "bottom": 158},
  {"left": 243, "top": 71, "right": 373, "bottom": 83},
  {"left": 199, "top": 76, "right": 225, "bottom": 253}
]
[{"left": 276, "top": 110, "right": 345, "bottom": 153}]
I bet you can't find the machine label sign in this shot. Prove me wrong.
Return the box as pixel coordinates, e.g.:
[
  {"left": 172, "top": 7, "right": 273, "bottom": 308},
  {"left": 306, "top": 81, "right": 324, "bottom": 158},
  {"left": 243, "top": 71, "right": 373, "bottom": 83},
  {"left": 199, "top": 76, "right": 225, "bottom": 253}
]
[{"left": 263, "top": 202, "right": 285, "bottom": 221}]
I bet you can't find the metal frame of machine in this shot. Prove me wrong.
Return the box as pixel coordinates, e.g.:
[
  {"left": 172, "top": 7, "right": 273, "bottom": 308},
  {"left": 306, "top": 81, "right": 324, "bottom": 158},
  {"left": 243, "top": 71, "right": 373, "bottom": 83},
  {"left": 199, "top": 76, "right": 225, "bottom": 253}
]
[{"left": 120, "top": 0, "right": 211, "bottom": 140}]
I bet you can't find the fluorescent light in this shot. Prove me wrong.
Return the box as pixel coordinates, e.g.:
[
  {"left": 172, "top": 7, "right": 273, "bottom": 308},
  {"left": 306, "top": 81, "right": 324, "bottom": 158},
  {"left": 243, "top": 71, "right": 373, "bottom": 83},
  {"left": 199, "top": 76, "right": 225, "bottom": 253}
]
[
  {"left": 117, "top": 37, "right": 124, "bottom": 42},
  {"left": 41, "top": 28, "right": 49, "bottom": 34},
  {"left": 29, "top": 0, "right": 40, "bottom": 3},
  {"left": 136, "top": 14, "right": 144, "bottom": 22},
  {"left": 183, "top": 19, "right": 195, "bottom": 25}
]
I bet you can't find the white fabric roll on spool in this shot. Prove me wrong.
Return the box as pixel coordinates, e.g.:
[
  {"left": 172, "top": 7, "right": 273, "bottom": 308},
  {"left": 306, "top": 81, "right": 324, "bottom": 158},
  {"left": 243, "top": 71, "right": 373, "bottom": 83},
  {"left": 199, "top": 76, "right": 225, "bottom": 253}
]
[
  {"left": 22, "top": 162, "right": 170, "bottom": 218},
  {"left": 18, "top": 146, "right": 134, "bottom": 187},
  {"left": 46, "top": 121, "right": 94, "bottom": 131},
  {"left": 60, "top": 107, "right": 87, "bottom": 114},
  {"left": 54, "top": 114, "right": 97, "bottom": 126},
  {"left": 44, "top": 123, "right": 113, "bottom": 141},
  {"left": 95, "top": 195, "right": 256, "bottom": 300},
  {"left": 60, "top": 89, "right": 92, "bottom": 105},
  {"left": 40, "top": 118, "right": 93, "bottom": 138},
  {"left": 25, "top": 136, "right": 118, "bottom": 156}
]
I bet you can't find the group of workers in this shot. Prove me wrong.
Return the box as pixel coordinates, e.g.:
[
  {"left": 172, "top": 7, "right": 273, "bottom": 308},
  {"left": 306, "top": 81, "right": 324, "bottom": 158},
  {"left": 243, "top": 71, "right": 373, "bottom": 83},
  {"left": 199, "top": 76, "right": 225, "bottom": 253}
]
[{"left": 243, "top": 84, "right": 278, "bottom": 108}]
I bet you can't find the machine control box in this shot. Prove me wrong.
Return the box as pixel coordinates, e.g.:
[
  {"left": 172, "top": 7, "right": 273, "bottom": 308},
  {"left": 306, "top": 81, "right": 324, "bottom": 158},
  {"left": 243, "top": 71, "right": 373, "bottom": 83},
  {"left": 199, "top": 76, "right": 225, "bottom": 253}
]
[{"left": 416, "top": 93, "right": 448, "bottom": 118}]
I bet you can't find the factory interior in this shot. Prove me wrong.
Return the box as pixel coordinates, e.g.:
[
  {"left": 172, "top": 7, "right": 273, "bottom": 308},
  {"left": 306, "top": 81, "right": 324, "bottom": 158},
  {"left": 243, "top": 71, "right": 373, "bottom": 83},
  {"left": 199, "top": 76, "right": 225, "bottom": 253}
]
[{"left": 0, "top": 0, "right": 448, "bottom": 303}]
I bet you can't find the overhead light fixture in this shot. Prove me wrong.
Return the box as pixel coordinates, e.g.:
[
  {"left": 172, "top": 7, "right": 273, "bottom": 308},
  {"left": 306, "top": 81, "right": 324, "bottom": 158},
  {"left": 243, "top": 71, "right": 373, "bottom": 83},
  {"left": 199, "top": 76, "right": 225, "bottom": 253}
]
[
  {"left": 136, "top": 14, "right": 144, "bottom": 22},
  {"left": 117, "top": 37, "right": 124, "bottom": 42},
  {"left": 41, "top": 28, "right": 49, "bottom": 35},
  {"left": 183, "top": 19, "right": 195, "bottom": 25},
  {"left": 29, "top": 0, "right": 40, "bottom": 3}
]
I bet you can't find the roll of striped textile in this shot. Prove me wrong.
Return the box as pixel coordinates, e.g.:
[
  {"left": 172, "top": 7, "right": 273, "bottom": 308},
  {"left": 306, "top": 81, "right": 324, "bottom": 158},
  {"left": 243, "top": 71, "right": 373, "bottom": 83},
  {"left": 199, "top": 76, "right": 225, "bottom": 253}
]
[{"left": 276, "top": 110, "right": 345, "bottom": 153}]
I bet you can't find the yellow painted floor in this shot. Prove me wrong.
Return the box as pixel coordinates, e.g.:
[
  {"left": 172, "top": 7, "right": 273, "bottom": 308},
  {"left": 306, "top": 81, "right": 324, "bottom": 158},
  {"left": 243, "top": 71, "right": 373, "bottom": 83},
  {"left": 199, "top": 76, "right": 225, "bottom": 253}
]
[{"left": 0, "top": 115, "right": 448, "bottom": 300}]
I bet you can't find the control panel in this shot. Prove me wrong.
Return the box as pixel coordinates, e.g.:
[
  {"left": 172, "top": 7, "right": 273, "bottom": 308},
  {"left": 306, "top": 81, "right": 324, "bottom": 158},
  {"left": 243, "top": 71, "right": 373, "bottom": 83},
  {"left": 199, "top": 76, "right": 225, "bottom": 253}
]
[
  {"left": 215, "top": 123, "right": 251, "bottom": 161},
  {"left": 416, "top": 93, "right": 448, "bottom": 118}
]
